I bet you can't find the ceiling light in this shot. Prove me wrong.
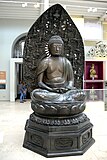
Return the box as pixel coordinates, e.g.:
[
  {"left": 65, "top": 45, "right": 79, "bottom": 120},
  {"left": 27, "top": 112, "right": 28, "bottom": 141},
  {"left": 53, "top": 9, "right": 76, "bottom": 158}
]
[
  {"left": 87, "top": 7, "right": 93, "bottom": 12},
  {"left": 34, "top": 3, "right": 40, "bottom": 8},
  {"left": 93, "top": 8, "right": 97, "bottom": 12},
  {"left": 87, "top": 7, "right": 97, "bottom": 12},
  {"left": 22, "top": 2, "right": 27, "bottom": 8}
]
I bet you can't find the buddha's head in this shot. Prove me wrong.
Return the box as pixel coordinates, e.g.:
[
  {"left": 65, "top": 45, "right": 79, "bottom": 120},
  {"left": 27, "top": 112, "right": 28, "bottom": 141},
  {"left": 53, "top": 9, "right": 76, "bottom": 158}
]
[{"left": 48, "top": 35, "right": 64, "bottom": 56}]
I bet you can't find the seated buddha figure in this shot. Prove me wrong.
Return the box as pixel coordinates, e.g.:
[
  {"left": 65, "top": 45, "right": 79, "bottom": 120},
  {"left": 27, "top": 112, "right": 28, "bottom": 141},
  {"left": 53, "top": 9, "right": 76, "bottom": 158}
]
[{"left": 31, "top": 35, "right": 86, "bottom": 104}]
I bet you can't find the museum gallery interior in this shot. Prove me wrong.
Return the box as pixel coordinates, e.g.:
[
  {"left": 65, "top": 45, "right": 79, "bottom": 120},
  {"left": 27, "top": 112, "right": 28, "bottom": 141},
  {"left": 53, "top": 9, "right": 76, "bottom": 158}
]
[{"left": 0, "top": 0, "right": 107, "bottom": 160}]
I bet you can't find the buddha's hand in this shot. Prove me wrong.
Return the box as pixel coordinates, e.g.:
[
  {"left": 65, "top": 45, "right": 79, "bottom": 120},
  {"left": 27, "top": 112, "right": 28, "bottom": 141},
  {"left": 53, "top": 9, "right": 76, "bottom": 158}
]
[{"left": 52, "top": 88, "right": 68, "bottom": 93}]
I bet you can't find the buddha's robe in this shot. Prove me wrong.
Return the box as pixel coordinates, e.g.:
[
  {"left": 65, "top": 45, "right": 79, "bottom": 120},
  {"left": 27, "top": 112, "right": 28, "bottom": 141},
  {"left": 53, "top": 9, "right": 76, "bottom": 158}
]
[{"left": 31, "top": 57, "right": 85, "bottom": 103}]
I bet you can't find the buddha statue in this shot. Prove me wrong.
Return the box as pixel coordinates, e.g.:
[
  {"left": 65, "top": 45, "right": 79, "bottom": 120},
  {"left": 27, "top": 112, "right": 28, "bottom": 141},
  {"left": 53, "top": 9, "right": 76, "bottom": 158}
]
[
  {"left": 23, "top": 5, "right": 95, "bottom": 157},
  {"left": 31, "top": 35, "right": 86, "bottom": 116},
  {"left": 90, "top": 64, "right": 98, "bottom": 80}
]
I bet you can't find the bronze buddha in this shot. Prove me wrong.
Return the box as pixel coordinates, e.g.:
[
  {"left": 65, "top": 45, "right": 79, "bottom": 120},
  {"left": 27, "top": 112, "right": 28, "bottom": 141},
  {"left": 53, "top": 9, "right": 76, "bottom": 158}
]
[
  {"left": 23, "top": 5, "right": 95, "bottom": 156},
  {"left": 31, "top": 35, "right": 85, "bottom": 104}
]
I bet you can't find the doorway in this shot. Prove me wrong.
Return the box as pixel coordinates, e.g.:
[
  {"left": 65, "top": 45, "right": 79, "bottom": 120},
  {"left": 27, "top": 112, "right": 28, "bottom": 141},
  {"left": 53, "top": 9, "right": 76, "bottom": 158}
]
[{"left": 10, "top": 33, "right": 31, "bottom": 101}]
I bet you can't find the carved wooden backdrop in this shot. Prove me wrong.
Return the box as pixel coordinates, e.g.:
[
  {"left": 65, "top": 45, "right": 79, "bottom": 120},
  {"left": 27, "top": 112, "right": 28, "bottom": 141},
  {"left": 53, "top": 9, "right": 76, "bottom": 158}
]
[{"left": 23, "top": 4, "right": 84, "bottom": 92}]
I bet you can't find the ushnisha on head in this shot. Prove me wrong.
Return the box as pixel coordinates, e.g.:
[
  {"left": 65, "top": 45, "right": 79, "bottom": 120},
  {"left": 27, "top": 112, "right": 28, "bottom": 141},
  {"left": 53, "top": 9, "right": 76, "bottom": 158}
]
[
  {"left": 48, "top": 35, "right": 64, "bottom": 46},
  {"left": 48, "top": 35, "right": 64, "bottom": 56}
]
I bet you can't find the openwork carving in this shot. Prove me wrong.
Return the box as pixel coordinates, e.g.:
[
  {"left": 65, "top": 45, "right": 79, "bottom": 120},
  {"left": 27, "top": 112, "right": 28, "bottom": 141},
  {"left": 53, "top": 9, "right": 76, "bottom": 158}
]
[
  {"left": 87, "top": 42, "right": 107, "bottom": 58},
  {"left": 23, "top": 4, "right": 84, "bottom": 91}
]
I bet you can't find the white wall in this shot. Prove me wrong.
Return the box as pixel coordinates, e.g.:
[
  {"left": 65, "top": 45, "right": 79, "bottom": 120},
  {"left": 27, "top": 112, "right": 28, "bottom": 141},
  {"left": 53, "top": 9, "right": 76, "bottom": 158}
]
[
  {"left": 0, "top": 18, "right": 35, "bottom": 100},
  {"left": 72, "top": 17, "right": 84, "bottom": 39},
  {"left": 84, "top": 19, "right": 103, "bottom": 40}
]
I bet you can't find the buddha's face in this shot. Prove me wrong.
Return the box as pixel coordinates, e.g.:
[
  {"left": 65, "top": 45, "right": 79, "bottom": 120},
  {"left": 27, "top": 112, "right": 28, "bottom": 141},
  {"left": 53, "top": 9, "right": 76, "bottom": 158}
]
[{"left": 49, "top": 42, "right": 63, "bottom": 56}]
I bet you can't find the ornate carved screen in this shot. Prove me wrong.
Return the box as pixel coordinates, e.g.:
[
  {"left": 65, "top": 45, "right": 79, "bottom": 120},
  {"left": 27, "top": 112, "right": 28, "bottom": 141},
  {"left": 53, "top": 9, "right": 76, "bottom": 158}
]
[
  {"left": 87, "top": 41, "right": 107, "bottom": 58},
  {"left": 23, "top": 4, "right": 84, "bottom": 92}
]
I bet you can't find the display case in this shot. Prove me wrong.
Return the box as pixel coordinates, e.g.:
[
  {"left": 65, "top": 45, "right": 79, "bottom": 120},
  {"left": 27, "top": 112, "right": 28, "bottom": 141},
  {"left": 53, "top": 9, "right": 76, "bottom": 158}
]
[
  {"left": 84, "top": 40, "right": 107, "bottom": 101},
  {"left": 84, "top": 61, "right": 103, "bottom": 81},
  {"left": 84, "top": 61, "right": 104, "bottom": 101}
]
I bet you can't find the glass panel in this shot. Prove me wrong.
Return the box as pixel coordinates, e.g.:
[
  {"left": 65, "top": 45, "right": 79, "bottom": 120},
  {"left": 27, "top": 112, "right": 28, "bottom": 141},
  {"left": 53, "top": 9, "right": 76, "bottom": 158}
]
[{"left": 13, "top": 36, "right": 26, "bottom": 58}]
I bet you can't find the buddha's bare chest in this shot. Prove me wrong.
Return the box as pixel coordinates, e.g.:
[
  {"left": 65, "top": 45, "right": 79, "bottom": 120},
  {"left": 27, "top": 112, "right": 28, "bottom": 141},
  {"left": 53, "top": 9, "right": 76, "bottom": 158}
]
[{"left": 47, "top": 58, "right": 63, "bottom": 74}]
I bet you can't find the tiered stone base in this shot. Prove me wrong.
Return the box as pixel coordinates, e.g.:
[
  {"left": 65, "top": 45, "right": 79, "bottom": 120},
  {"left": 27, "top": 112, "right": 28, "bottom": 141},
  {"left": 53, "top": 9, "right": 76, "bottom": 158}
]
[{"left": 23, "top": 113, "right": 95, "bottom": 157}]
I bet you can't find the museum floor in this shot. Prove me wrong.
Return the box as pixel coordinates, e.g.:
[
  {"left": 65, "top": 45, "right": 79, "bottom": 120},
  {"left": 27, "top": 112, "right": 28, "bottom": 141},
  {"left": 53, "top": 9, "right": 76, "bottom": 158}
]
[{"left": 0, "top": 100, "right": 107, "bottom": 160}]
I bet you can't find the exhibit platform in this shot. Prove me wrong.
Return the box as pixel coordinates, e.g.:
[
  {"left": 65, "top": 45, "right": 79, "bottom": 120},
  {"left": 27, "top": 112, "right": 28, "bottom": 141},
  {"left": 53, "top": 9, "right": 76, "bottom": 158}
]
[{"left": 0, "top": 100, "right": 106, "bottom": 160}]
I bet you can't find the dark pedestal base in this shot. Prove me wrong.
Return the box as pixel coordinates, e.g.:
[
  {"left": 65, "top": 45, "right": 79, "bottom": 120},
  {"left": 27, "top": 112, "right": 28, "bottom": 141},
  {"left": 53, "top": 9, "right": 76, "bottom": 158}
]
[{"left": 23, "top": 113, "right": 95, "bottom": 158}]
